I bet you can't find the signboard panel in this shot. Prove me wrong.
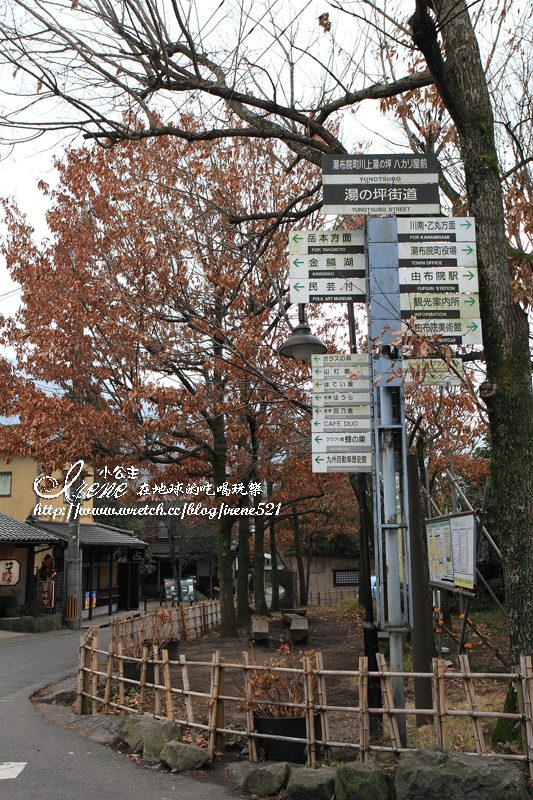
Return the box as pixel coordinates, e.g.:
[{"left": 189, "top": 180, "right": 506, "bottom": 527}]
[
  {"left": 313, "top": 378, "right": 370, "bottom": 392},
  {"left": 398, "top": 241, "right": 476, "bottom": 267},
  {"left": 313, "top": 452, "right": 372, "bottom": 473},
  {"left": 372, "top": 358, "right": 463, "bottom": 387},
  {"left": 401, "top": 293, "right": 479, "bottom": 319},
  {"left": 426, "top": 512, "right": 476, "bottom": 591},
  {"left": 290, "top": 277, "right": 366, "bottom": 304},
  {"left": 313, "top": 354, "right": 370, "bottom": 366},
  {"left": 399, "top": 266, "right": 478, "bottom": 294},
  {"left": 0, "top": 559, "right": 20, "bottom": 586},
  {"left": 312, "top": 432, "right": 372, "bottom": 451},
  {"left": 323, "top": 153, "right": 440, "bottom": 215},
  {"left": 402, "top": 318, "right": 482, "bottom": 345},
  {"left": 312, "top": 416, "right": 372, "bottom": 432},
  {"left": 312, "top": 390, "right": 371, "bottom": 406},
  {"left": 289, "top": 230, "right": 364, "bottom": 254},
  {"left": 313, "top": 404, "right": 372, "bottom": 418},
  {"left": 290, "top": 253, "right": 365, "bottom": 280},
  {"left": 397, "top": 217, "right": 475, "bottom": 241}
]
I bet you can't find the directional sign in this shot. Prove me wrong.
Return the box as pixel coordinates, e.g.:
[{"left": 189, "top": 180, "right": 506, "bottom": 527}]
[
  {"left": 402, "top": 318, "right": 483, "bottom": 346},
  {"left": 313, "top": 452, "right": 372, "bottom": 473},
  {"left": 313, "top": 404, "right": 372, "bottom": 418},
  {"left": 397, "top": 217, "right": 476, "bottom": 241},
  {"left": 322, "top": 153, "right": 440, "bottom": 215},
  {"left": 312, "top": 391, "right": 371, "bottom": 406},
  {"left": 401, "top": 293, "right": 479, "bottom": 319},
  {"left": 313, "top": 378, "right": 370, "bottom": 392},
  {"left": 289, "top": 229, "right": 364, "bottom": 254},
  {"left": 398, "top": 241, "right": 477, "bottom": 267},
  {"left": 290, "top": 277, "right": 366, "bottom": 304},
  {"left": 399, "top": 267, "right": 479, "bottom": 294},
  {"left": 312, "top": 432, "right": 372, "bottom": 451},
  {"left": 313, "top": 364, "right": 371, "bottom": 380},
  {"left": 312, "top": 415, "right": 372, "bottom": 432},
  {"left": 290, "top": 253, "right": 365, "bottom": 280}
]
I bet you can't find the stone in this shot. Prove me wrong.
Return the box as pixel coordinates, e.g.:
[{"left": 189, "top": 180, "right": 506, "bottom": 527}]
[
  {"left": 282, "top": 766, "right": 336, "bottom": 800},
  {"left": 335, "top": 762, "right": 390, "bottom": 800},
  {"left": 121, "top": 716, "right": 159, "bottom": 752},
  {"left": 226, "top": 760, "right": 257, "bottom": 785},
  {"left": 74, "top": 715, "right": 125, "bottom": 745},
  {"left": 242, "top": 762, "right": 290, "bottom": 796},
  {"left": 395, "top": 746, "right": 528, "bottom": 800},
  {"left": 142, "top": 718, "right": 183, "bottom": 764},
  {"left": 159, "top": 741, "right": 209, "bottom": 772}
]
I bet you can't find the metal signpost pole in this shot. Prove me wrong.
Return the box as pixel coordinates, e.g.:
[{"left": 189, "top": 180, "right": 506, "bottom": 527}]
[{"left": 65, "top": 476, "right": 82, "bottom": 631}]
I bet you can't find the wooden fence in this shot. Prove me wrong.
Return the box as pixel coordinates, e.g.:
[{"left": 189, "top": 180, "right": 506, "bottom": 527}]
[
  {"left": 308, "top": 587, "right": 359, "bottom": 606},
  {"left": 113, "top": 600, "right": 221, "bottom": 654},
  {"left": 76, "top": 628, "right": 533, "bottom": 777}
]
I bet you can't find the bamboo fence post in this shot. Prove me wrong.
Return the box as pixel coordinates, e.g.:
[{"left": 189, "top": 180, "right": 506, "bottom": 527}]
[
  {"left": 209, "top": 651, "right": 221, "bottom": 760},
  {"left": 81, "top": 632, "right": 92, "bottom": 715},
  {"left": 520, "top": 656, "right": 533, "bottom": 779},
  {"left": 76, "top": 634, "right": 85, "bottom": 715},
  {"left": 459, "top": 654, "right": 486, "bottom": 754},
  {"left": 215, "top": 656, "right": 226, "bottom": 755},
  {"left": 243, "top": 653, "right": 258, "bottom": 763},
  {"left": 140, "top": 610, "right": 147, "bottom": 644},
  {"left": 316, "top": 651, "right": 331, "bottom": 761},
  {"left": 139, "top": 645, "right": 148, "bottom": 715},
  {"left": 358, "top": 656, "right": 370, "bottom": 762},
  {"left": 162, "top": 649, "right": 174, "bottom": 720},
  {"left": 182, "top": 604, "right": 190, "bottom": 641},
  {"left": 432, "top": 658, "right": 448, "bottom": 749},
  {"left": 103, "top": 625, "right": 115, "bottom": 715},
  {"left": 117, "top": 641, "right": 125, "bottom": 713},
  {"left": 515, "top": 664, "right": 528, "bottom": 761},
  {"left": 91, "top": 628, "right": 100, "bottom": 714},
  {"left": 180, "top": 654, "right": 195, "bottom": 738},
  {"left": 376, "top": 652, "right": 401, "bottom": 750},
  {"left": 154, "top": 645, "right": 160, "bottom": 717},
  {"left": 304, "top": 656, "right": 317, "bottom": 768}
]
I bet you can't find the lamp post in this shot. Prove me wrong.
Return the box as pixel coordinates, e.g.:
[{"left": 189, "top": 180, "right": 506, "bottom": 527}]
[{"left": 279, "top": 304, "right": 327, "bottom": 363}]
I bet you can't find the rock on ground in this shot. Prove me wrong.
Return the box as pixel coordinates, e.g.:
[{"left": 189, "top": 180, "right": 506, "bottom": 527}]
[
  {"left": 142, "top": 718, "right": 183, "bottom": 764},
  {"left": 242, "top": 762, "right": 289, "bottom": 796},
  {"left": 335, "top": 762, "right": 390, "bottom": 800},
  {"left": 395, "top": 746, "right": 528, "bottom": 800},
  {"left": 281, "top": 765, "right": 337, "bottom": 800},
  {"left": 160, "top": 741, "right": 210, "bottom": 772}
]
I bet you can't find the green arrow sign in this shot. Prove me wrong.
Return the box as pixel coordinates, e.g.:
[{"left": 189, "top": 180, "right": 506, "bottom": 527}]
[
  {"left": 464, "top": 296, "right": 477, "bottom": 307},
  {"left": 292, "top": 258, "right": 304, "bottom": 268},
  {"left": 292, "top": 233, "right": 303, "bottom": 243},
  {"left": 315, "top": 395, "right": 321, "bottom": 402},
  {"left": 466, "top": 322, "right": 478, "bottom": 333},
  {"left": 460, "top": 220, "right": 473, "bottom": 229},
  {"left": 462, "top": 245, "right": 474, "bottom": 255},
  {"left": 292, "top": 282, "right": 304, "bottom": 292},
  {"left": 314, "top": 420, "right": 321, "bottom": 427},
  {"left": 314, "top": 436, "right": 323, "bottom": 443},
  {"left": 314, "top": 381, "right": 322, "bottom": 387},
  {"left": 463, "top": 270, "right": 475, "bottom": 281},
  {"left": 314, "top": 456, "right": 324, "bottom": 464}
]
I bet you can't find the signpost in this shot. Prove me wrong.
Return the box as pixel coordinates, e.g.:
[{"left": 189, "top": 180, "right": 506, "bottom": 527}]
[
  {"left": 289, "top": 230, "right": 367, "bottom": 304},
  {"left": 322, "top": 154, "right": 440, "bottom": 216}
]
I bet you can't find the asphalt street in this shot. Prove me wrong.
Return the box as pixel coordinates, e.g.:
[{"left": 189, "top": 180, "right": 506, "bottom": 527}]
[{"left": 0, "top": 628, "right": 240, "bottom": 800}]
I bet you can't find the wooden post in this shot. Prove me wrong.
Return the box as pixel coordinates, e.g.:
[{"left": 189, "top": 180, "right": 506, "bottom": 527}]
[
  {"left": 243, "top": 652, "right": 258, "bottom": 763},
  {"left": 459, "top": 654, "right": 486, "bottom": 754},
  {"left": 117, "top": 641, "right": 125, "bottom": 713},
  {"left": 359, "top": 656, "right": 370, "bottom": 762},
  {"left": 139, "top": 644, "right": 148, "bottom": 715},
  {"left": 76, "top": 635, "right": 85, "bottom": 715},
  {"left": 520, "top": 656, "right": 533, "bottom": 779},
  {"left": 154, "top": 645, "right": 160, "bottom": 717},
  {"left": 103, "top": 625, "right": 115, "bottom": 714},
  {"left": 316, "top": 651, "right": 331, "bottom": 762},
  {"left": 209, "top": 651, "right": 221, "bottom": 760},
  {"left": 91, "top": 628, "right": 99, "bottom": 714},
  {"left": 81, "top": 632, "right": 92, "bottom": 715},
  {"left": 515, "top": 664, "right": 528, "bottom": 761},
  {"left": 180, "top": 654, "right": 195, "bottom": 738},
  {"left": 432, "top": 657, "right": 448, "bottom": 749},
  {"left": 376, "top": 652, "right": 401, "bottom": 750},
  {"left": 304, "top": 655, "right": 317, "bottom": 768},
  {"left": 162, "top": 649, "right": 174, "bottom": 720},
  {"left": 215, "top": 656, "right": 226, "bottom": 755}
]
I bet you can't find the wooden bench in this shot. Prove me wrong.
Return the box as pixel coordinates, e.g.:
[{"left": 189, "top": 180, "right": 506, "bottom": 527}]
[
  {"left": 252, "top": 619, "right": 270, "bottom": 641},
  {"left": 282, "top": 612, "right": 309, "bottom": 642}
]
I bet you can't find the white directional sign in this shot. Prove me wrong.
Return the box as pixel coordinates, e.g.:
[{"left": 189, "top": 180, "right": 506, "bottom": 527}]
[
  {"left": 401, "top": 293, "right": 480, "bottom": 319},
  {"left": 312, "top": 415, "right": 372, "bottom": 432},
  {"left": 312, "top": 432, "right": 372, "bottom": 451},
  {"left": 290, "top": 253, "right": 365, "bottom": 280},
  {"left": 397, "top": 217, "right": 475, "bottom": 241},
  {"left": 399, "top": 267, "right": 478, "bottom": 294},
  {"left": 398, "top": 241, "right": 476, "bottom": 267},
  {"left": 289, "top": 229, "right": 364, "bottom": 254},
  {"left": 322, "top": 154, "right": 440, "bottom": 216},
  {"left": 402, "top": 318, "right": 482, "bottom": 346},
  {"left": 313, "top": 378, "right": 370, "bottom": 392},
  {"left": 313, "top": 452, "right": 372, "bottom": 473},
  {"left": 312, "top": 390, "right": 371, "bottom": 406},
  {"left": 291, "top": 277, "right": 366, "bottom": 304}
]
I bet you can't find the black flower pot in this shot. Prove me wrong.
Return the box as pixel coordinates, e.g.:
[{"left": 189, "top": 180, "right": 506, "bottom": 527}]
[{"left": 252, "top": 713, "right": 322, "bottom": 763}]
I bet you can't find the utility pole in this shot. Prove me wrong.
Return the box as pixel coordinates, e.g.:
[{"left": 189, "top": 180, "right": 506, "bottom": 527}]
[{"left": 65, "top": 469, "right": 83, "bottom": 631}]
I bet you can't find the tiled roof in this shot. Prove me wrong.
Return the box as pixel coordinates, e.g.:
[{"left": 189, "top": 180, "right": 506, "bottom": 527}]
[
  {"left": 32, "top": 520, "right": 147, "bottom": 548},
  {"left": 147, "top": 544, "right": 170, "bottom": 556},
  {"left": 0, "top": 512, "right": 60, "bottom": 543}
]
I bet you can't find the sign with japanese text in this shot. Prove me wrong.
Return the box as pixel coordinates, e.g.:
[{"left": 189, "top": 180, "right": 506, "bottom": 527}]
[
  {"left": 322, "top": 154, "right": 440, "bottom": 215},
  {"left": 397, "top": 217, "right": 475, "bottom": 241},
  {"left": 290, "top": 277, "right": 366, "bottom": 304},
  {"left": 311, "top": 432, "right": 372, "bottom": 452},
  {"left": 402, "top": 318, "right": 482, "bottom": 345},
  {"left": 0, "top": 559, "right": 20, "bottom": 586},
  {"left": 426, "top": 512, "right": 476, "bottom": 591},
  {"left": 289, "top": 229, "right": 364, "bottom": 254},
  {"left": 398, "top": 241, "right": 477, "bottom": 267},
  {"left": 38, "top": 579, "right": 55, "bottom": 608},
  {"left": 313, "top": 452, "right": 372, "bottom": 473},
  {"left": 289, "top": 253, "right": 365, "bottom": 280},
  {"left": 399, "top": 266, "right": 479, "bottom": 294},
  {"left": 400, "top": 293, "right": 480, "bottom": 319}
]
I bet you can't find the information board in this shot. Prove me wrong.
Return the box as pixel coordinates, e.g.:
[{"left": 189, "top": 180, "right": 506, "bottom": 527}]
[{"left": 426, "top": 512, "right": 476, "bottom": 591}]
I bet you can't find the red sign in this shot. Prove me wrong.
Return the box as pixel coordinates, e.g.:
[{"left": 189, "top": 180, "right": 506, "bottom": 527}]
[{"left": 38, "top": 580, "right": 55, "bottom": 608}]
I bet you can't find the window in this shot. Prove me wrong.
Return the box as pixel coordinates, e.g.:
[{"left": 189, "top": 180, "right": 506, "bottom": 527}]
[
  {"left": 333, "top": 569, "right": 359, "bottom": 586},
  {"left": 0, "top": 473, "right": 12, "bottom": 497}
]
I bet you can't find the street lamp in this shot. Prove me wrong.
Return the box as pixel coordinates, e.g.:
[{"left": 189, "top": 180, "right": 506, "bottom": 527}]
[{"left": 279, "top": 304, "right": 327, "bottom": 363}]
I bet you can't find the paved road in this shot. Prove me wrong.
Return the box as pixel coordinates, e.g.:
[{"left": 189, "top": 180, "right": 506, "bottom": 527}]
[{"left": 0, "top": 629, "right": 239, "bottom": 800}]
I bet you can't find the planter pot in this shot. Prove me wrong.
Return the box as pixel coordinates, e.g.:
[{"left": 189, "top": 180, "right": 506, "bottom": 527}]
[
  {"left": 122, "top": 640, "right": 178, "bottom": 685},
  {"left": 253, "top": 713, "right": 322, "bottom": 764},
  {"left": 5, "top": 608, "right": 19, "bottom": 618}
]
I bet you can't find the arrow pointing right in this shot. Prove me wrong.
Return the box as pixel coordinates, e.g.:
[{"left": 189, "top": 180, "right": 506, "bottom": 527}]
[
  {"left": 463, "top": 270, "right": 475, "bottom": 280},
  {"left": 460, "top": 220, "right": 473, "bottom": 229},
  {"left": 466, "top": 322, "right": 479, "bottom": 333},
  {"left": 462, "top": 245, "right": 474, "bottom": 255}
]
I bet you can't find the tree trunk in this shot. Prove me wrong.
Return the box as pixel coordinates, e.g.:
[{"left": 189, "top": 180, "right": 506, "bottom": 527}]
[
  {"left": 269, "top": 517, "right": 280, "bottom": 612},
  {"left": 292, "top": 507, "right": 307, "bottom": 606},
  {"left": 237, "top": 510, "right": 252, "bottom": 627},
  {"left": 253, "top": 506, "right": 269, "bottom": 615},
  {"left": 410, "top": 0, "right": 533, "bottom": 664}
]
